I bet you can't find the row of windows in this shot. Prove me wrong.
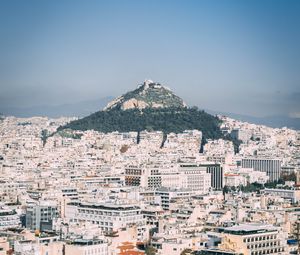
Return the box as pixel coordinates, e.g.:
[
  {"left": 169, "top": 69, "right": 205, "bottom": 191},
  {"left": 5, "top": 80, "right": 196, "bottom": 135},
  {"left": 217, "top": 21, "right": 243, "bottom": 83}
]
[
  {"left": 247, "top": 242, "right": 281, "bottom": 249},
  {"left": 78, "top": 209, "right": 139, "bottom": 216},
  {"left": 250, "top": 247, "right": 284, "bottom": 254},
  {"left": 125, "top": 170, "right": 142, "bottom": 175},
  {"left": 79, "top": 213, "right": 141, "bottom": 221},
  {"left": 243, "top": 235, "right": 277, "bottom": 242},
  {"left": 84, "top": 246, "right": 107, "bottom": 255}
]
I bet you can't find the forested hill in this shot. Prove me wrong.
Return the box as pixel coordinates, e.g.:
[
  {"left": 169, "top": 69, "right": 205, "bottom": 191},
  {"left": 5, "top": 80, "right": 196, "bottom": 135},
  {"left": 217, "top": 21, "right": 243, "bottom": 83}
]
[
  {"left": 57, "top": 80, "right": 240, "bottom": 150},
  {"left": 58, "top": 107, "right": 223, "bottom": 141}
]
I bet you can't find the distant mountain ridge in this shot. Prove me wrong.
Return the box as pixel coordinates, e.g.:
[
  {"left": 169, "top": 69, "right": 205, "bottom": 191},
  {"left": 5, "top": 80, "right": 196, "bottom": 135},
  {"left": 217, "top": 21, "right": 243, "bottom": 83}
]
[
  {"left": 1, "top": 80, "right": 298, "bottom": 130},
  {"left": 206, "top": 110, "right": 300, "bottom": 130}
]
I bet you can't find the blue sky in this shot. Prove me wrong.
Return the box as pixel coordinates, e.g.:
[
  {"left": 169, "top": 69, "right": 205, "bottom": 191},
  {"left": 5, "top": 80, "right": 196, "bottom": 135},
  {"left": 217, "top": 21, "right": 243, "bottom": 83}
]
[{"left": 0, "top": 0, "right": 299, "bottom": 117}]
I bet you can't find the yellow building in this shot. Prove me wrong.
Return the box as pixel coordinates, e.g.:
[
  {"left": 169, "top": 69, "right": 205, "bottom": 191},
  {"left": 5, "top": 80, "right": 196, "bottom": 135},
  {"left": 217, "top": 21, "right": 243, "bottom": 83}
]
[{"left": 218, "top": 224, "right": 287, "bottom": 255}]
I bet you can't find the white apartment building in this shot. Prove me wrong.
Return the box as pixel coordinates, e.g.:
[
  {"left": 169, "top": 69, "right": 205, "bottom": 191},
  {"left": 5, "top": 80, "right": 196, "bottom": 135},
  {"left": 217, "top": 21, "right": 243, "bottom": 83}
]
[
  {"left": 224, "top": 174, "right": 246, "bottom": 187},
  {"left": 0, "top": 180, "right": 18, "bottom": 203},
  {"left": 263, "top": 188, "right": 300, "bottom": 203},
  {"left": 239, "top": 168, "right": 269, "bottom": 184},
  {"left": 224, "top": 168, "right": 269, "bottom": 187},
  {"left": 230, "top": 129, "right": 251, "bottom": 143},
  {"left": 139, "top": 131, "right": 164, "bottom": 146},
  {"left": 65, "top": 202, "right": 145, "bottom": 233},
  {"left": 125, "top": 163, "right": 211, "bottom": 193},
  {"left": 241, "top": 158, "right": 282, "bottom": 182},
  {"left": 65, "top": 239, "right": 108, "bottom": 255},
  {"left": 0, "top": 207, "right": 20, "bottom": 230},
  {"left": 164, "top": 130, "right": 202, "bottom": 150},
  {"left": 155, "top": 188, "right": 195, "bottom": 210},
  {"left": 179, "top": 163, "right": 211, "bottom": 192}
]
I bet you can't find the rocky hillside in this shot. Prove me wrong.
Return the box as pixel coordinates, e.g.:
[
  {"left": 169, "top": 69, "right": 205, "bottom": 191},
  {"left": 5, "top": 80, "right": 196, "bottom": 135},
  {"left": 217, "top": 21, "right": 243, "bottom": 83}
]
[
  {"left": 57, "top": 80, "right": 235, "bottom": 147},
  {"left": 104, "top": 80, "right": 187, "bottom": 111}
]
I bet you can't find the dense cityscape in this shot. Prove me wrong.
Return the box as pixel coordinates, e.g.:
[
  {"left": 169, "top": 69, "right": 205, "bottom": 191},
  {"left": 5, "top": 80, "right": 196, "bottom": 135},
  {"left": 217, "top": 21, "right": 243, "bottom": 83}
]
[
  {"left": 0, "top": 81, "right": 299, "bottom": 255},
  {"left": 1, "top": 0, "right": 300, "bottom": 254}
]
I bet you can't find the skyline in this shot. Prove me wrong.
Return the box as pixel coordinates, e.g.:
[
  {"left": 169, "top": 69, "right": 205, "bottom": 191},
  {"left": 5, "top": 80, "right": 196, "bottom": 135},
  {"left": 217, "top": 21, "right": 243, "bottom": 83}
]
[
  {"left": 0, "top": 0, "right": 299, "bottom": 119},
  {"left": 1, "top": 1, "right": 300, "bottom": 253}
]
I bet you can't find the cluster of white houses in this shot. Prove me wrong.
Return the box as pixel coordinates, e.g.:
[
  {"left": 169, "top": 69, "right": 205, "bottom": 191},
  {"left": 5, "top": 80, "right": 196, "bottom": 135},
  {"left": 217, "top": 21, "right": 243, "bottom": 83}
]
[{"left": 0, "top": 115, "right": 299, "bottom": 254}]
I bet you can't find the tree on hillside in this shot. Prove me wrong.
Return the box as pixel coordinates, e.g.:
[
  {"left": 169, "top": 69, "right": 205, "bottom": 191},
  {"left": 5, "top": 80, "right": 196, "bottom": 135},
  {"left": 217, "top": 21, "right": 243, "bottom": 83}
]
[
  {"left": 180, "top": 248, "right": 193, "bottom": 255},
  {"left": 145, "top": 246, "right": 157, "bottom": 255}
]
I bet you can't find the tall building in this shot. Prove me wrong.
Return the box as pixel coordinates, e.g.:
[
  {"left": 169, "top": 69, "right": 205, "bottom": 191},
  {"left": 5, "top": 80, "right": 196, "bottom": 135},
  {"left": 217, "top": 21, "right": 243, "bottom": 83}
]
[
  {"left": 241, "top": 158, "right": 281, "bottom": 182},
  {"left": 230, "top": 129, "right": 251, "bottom": 143},
  {"left": 200, "top": 163, "right": 223, "bottom": 190},
  {"left": 295, "top": 170, "right": 300, "bottom": 187},
  {"left": 25, "top": 201, "right": 59, "bottom": 231}
]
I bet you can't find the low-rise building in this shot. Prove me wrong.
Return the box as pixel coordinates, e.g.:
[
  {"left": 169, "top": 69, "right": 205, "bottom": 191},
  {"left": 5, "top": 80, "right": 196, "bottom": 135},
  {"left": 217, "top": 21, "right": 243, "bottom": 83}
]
[
  {"left": 65, "top": 202, "right": 145, "bottom": 233},
  {"left": 218, "top": 224, "right": 288, "bottom": 255}
]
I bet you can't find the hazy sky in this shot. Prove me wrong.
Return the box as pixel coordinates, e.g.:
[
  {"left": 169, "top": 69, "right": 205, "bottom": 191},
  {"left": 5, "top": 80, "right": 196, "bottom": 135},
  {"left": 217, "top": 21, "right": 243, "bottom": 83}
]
[{"left": 0, "top": 0, "right": 299, "bottom": 117}]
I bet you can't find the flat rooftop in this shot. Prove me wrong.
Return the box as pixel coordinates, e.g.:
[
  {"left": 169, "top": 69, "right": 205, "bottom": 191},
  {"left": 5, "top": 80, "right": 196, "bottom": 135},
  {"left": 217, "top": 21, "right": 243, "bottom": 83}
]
[
  {"left": 68, "top": 202, "right": 140, "bottom": 211},
  {"left": 71, "top": 239, "right": 105, "bottom": 246},
  {"left": 220, "top": 224, "right": 277, "bottom": 235}
]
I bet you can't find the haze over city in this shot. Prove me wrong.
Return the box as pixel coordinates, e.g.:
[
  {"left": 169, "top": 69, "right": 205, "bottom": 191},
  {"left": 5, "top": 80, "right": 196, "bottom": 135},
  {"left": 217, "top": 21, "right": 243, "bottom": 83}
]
[
  {"left": 0, "top": 0, "right": 299, "bottom": 120},
  {"left": 0, "top": 2, "right": 300, "bottom": 255}
]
